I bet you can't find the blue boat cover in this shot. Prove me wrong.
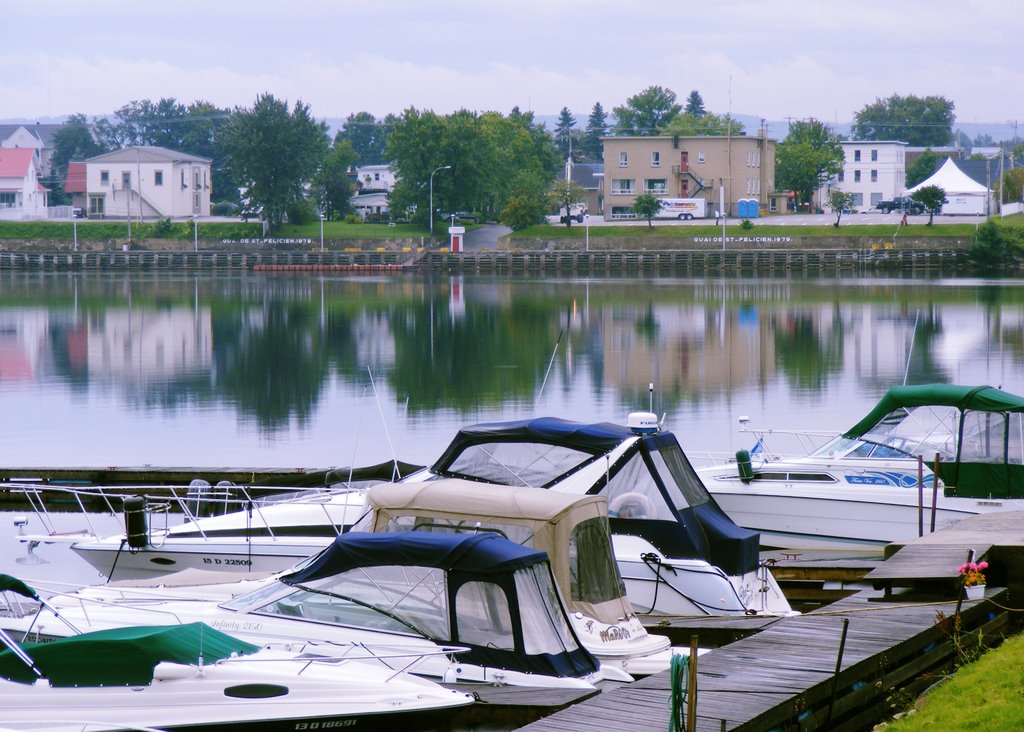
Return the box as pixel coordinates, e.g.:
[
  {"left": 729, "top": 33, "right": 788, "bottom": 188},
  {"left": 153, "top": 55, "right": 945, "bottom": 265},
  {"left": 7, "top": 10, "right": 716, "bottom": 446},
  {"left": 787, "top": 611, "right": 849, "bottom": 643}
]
[{"left": 283, "top": 532, "right": 548, "bottom": 584}]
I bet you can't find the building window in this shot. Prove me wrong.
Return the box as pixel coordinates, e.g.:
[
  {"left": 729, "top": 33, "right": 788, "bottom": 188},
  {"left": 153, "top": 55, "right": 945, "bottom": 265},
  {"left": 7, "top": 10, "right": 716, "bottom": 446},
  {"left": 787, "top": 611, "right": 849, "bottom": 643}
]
[
  {"left": 870, "top": 169, "right": 878, "bottom": 182},
  {"left": 610, "top": 179, "right": 635, "bottom": 195},
  {"left": 100, "top": 171, "right": 109, "bottom": 186},
  {"left": 838, "top": 171, "right": 845, "bottom": 182},
  {"left": 121, "top": 171, "right": 131, "bottom": 189},
  {"left": 181, "top": 170, "right": 187, "bottom": 188},
  {"left": 154, "top": 171, "right": 163, "bottom": 186},
  {"left": 194, "top": 170, "right": 201, "bottom": 187},
  {"left": 854, "top": 170, "right": 861, "bottom": 182},
  {"left": 0, "top": 192, "right": 15, "bottom": 208},
  {"left": 89, "top": 195, "right": 104, "bottom": 215},
  {"left": 854, "top": 150, "right": 861, "bottom": 162},
  {"left": 644, "top": 178, "right": 668, "bottom": 194},
  {"left": 609, "top": 206, "right": 636, "bottom": 219},
  {"left": 697, "top": 152, "right": 705, "bottom": 163},
  {"left": 651, "top": 151, "right": 660, "bottom": 167},
  {"left": 871, "top": 149, "right": 878, "bottom": 162},
  {"left": 618, "top": 152, "right": 628, "bottom": 167}
]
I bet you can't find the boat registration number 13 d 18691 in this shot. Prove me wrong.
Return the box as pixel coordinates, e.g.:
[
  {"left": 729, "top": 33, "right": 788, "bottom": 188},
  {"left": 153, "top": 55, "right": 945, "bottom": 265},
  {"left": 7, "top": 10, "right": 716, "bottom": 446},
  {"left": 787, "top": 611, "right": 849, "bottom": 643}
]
[
  {"left": 294, "top": 721, "right": 358, "bottom": 729},
  {"left": 202, "top": 557, "right": 253, "bottom": 566}
]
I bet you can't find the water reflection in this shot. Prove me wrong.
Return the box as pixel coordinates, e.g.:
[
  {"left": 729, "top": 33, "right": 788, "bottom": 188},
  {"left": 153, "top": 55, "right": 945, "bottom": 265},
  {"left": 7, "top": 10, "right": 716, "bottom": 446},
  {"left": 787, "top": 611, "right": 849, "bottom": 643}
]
[{"left": 0, "top": 272, "right": 1021, "bottom": 468}]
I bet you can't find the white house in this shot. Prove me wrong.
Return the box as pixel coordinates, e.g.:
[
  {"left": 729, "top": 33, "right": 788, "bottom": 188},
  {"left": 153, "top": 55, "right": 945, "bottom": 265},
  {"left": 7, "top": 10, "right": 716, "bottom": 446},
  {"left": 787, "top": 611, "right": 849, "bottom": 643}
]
[
  {"left": 84, "top": 146, "right": 211, "bottom": 220},
  {"left": 354, "top": 164, "right": 395, "bottom": 193},
  {"left": 0, "top": 123, "right": 62, "bottom": 179},
  {"left": 824, "top": 141, "right": 907, "bottom": 210},
  {"left": 0, "top": 148, "right": 48, "bottom": 220}
]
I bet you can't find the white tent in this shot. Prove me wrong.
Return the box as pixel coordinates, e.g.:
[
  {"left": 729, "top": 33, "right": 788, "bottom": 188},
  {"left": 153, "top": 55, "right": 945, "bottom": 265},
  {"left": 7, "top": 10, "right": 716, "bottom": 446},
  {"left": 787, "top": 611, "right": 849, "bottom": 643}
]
[{"left": 905, "top": 158, "right": 989, "bottom": 215}]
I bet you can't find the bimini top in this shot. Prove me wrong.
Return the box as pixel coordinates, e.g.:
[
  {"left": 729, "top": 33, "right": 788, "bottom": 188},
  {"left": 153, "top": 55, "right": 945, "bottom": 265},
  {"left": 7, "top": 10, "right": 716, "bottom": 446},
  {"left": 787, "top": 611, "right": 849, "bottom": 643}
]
[
  {"left": 430, "top": 417, "right": 637, "bottom": 486},
  {"left": 358, "top": 480, "right": 631, "bottom": 626},
  {"left": 844, "top": 384, "right": 1024, "bottom": 438},
  {"left": 0, "top": 622, "right": 258, "bottom": 687},
  {"left": 843, "top": 384, "right": 1024, "bottom": 498},
  {"left": 282, "top": 530, "right": 547, "bottom": 584}
]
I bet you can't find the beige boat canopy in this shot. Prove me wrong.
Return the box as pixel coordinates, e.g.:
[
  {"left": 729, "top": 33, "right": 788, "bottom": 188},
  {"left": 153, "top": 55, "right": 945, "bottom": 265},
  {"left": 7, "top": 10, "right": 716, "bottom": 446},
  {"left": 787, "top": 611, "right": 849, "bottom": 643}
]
[{"left": 359, "top": 479, "right": 634, "bottom": 625}]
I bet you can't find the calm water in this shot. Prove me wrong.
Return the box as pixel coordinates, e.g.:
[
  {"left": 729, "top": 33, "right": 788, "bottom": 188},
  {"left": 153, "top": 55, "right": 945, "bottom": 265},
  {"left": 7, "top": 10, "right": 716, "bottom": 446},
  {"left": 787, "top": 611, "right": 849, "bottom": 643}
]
[{"left": 2, "top": 270, "right": 1024, "bottom": 581}]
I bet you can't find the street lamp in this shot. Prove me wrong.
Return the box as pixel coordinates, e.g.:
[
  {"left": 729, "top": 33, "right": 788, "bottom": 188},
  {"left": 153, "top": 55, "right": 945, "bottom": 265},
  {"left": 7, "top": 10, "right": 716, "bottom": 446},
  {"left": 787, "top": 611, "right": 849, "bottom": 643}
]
[
  {"left": 428, "top": 165, "right": 451, "bottom": 236},
  {"left": 319, "top": 213, "right": 325, "bottom": 252}
]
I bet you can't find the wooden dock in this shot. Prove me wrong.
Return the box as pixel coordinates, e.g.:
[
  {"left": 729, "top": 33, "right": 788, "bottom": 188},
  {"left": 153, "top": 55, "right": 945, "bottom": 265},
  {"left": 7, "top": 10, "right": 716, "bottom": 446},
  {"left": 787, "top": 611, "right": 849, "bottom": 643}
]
[{"left": 521, "top": 511, "right": 1024, "bottom": 731}]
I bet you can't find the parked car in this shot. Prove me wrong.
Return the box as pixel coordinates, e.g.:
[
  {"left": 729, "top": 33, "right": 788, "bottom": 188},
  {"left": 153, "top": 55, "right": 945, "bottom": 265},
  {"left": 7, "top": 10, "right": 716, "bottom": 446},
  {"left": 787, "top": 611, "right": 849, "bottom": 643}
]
[
  {"left": 875, "top": 197, "right": 926, "bottom": 214},
  {"left": 72, "top": 208, "right": 86, "bottom": 219}
]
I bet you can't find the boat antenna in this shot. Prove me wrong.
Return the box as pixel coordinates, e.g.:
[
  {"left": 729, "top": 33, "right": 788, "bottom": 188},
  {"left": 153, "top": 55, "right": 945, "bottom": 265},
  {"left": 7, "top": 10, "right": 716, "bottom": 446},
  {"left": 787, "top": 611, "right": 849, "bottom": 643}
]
[
  {"left": 367, "top": 366, "right": 399, "bottom": 468},
  {"left": 903, "top": 309, "right": 920, "bottom": 385},
  {"left": 533, "top": 329, "right": 563, "bottom": 416},
  {"left": 348, "top": 385, "right": 369, "bottom": 486},
  {"left": 649, "top": 382, "right": 654, "bottom": 413}
]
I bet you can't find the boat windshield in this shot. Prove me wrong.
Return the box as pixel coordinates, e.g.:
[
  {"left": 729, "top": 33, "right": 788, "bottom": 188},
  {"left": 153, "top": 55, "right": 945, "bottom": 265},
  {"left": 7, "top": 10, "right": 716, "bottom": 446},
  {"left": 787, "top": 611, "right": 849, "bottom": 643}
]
[
  {"left": 859, "top": 406, "right": 960, "bottom": 460},
  {"left": 443, "top": 441, "right": 597, "bottom": 487}
]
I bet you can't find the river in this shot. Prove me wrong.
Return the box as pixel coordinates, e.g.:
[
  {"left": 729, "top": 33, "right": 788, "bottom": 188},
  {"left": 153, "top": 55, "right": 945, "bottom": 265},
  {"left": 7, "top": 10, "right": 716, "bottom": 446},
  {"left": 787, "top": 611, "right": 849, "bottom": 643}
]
[{"left": 2, "top": 270, "right": 1023, "bottom": 583}]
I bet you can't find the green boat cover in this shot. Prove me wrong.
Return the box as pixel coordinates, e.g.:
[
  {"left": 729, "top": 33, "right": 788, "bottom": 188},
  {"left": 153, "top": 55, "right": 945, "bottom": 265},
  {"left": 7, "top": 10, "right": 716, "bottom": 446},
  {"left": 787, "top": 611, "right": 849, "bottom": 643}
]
[
  {"left": 844, "top": 384, "right": 1024, "bottom": 499},
  {"left": 0, "top": 575, "right": 37, "bottom": 599},
  {"left": 0, "top": 622, "right": 260, "bottom": 687}
]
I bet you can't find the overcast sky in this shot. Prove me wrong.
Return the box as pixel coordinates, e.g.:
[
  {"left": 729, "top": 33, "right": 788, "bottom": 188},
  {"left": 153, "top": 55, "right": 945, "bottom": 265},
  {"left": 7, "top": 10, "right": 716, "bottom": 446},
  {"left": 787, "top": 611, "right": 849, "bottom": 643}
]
[{"left": 5, "top": 1, "right": 1021, "bottom": 130}]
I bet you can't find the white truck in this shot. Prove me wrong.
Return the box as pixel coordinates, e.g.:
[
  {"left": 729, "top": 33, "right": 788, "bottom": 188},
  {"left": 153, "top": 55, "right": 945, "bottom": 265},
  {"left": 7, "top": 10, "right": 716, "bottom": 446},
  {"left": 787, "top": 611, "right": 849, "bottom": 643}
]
[{"left": 653, "top": 198, "right": 707, "bottom": 220}]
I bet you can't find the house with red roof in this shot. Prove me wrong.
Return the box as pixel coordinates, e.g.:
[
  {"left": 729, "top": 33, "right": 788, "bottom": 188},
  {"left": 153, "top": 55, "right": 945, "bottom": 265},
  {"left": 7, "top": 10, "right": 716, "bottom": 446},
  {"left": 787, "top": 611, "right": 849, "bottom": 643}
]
[{"left": 0, "top": 148, "right": 48, "bottom": 220}]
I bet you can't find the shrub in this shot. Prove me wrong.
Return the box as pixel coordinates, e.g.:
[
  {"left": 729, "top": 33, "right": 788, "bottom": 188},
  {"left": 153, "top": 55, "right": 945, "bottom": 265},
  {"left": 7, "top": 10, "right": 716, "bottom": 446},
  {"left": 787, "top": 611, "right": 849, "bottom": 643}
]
[
  {"left": 740, "top": 218, "right": 754, "bottom": 230},
  {"left": 151, "top": 217, "right": 175, "bottom": 237},
  {"left": 344, "top": 214, "right": 362, "bottom": 225}
]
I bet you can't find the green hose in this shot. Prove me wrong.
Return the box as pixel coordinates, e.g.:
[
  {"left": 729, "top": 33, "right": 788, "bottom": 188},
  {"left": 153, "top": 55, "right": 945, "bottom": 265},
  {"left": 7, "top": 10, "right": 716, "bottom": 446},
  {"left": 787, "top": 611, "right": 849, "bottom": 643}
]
[{"left": 668, "top": 652, "right": 689, "bottom": 732}]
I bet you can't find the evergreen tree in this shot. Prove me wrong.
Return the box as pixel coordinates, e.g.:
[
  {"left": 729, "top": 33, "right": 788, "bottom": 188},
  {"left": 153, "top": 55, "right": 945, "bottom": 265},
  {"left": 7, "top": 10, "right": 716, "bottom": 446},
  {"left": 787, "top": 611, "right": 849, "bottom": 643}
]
[
  {"left": 554, "top": 107, "right": 577, "bottom": 160},
  {"left": 684, "top": 90, "right": 706, "bottom": 118},
  {"left": 581, "top": 102, "right": 608, "bottom": 162}
]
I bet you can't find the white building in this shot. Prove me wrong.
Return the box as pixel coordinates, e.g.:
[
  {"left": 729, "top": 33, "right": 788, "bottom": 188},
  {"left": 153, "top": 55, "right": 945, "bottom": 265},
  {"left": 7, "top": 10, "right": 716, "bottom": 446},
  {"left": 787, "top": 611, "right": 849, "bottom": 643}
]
[
  {"left": 84, "top": 146, "right": 211, "bottom": 220},
  {"left": 0, "top": 148, "right": 48, "bottom": 220},
  {"left": 354, "top": 164, "right": 395, "bottom": 193},
  {"left": 825, "top": 141, "right": 907, "bottom": 210}
]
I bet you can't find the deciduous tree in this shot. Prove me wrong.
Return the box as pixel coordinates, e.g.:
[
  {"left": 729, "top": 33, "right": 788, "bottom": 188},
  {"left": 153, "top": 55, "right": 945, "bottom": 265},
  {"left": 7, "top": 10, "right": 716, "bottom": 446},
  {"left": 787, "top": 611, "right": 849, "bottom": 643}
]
[
  {"left": 48, "top": 114, "right": 106, "bottom": 205},
  {"left": 906, "top": 148, "right": 940, "bottom": 188},
  {"left": 775, "top": 119, "right": 844, "bottom": 211},
  {"left": 336, "top": 112, "right": 391, "bottom": 165},
  {"left": 910, "top": 185, "right": 946, "bottom": 225},
  {"left": 221, "top": 94, "right": 330, "bottom": 230},
  {"left": 661, "top": 112, "right": 746, "bottom": 137},
  {"left": 613, "top": 86, "right": 681, "bottom": 136},
  {"left": 826, "top": 190, "right": 857, "bottom": 227},
  {"left": 853, "top": 95, "right": 955, "bottom": 147},
  {"left": 631, "top": 193, "right": 662, "bottom": 228}
]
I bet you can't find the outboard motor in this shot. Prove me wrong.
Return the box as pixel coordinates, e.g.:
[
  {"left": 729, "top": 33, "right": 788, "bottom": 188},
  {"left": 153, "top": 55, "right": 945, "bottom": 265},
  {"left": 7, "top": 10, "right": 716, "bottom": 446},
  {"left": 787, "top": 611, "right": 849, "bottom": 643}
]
[
  {"left": 736, "top": 449, "right": 754, "bottom": 483},
  {"left": 123, "top": 496, "right": 149, "bottom": 549}
]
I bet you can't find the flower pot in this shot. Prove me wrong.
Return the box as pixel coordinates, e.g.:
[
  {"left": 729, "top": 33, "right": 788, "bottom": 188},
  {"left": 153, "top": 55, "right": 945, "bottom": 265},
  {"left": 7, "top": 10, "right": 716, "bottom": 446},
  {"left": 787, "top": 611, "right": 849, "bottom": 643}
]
[{"left": 965, "top": 584, "right": 985, "bottom": 600}]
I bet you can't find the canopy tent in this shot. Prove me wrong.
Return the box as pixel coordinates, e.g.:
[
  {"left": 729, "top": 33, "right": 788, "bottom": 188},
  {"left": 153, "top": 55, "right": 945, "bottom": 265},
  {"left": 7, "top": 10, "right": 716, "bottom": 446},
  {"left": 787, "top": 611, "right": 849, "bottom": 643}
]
[{"left": 905, "top": 158, "right": 990, "bottom": 214}]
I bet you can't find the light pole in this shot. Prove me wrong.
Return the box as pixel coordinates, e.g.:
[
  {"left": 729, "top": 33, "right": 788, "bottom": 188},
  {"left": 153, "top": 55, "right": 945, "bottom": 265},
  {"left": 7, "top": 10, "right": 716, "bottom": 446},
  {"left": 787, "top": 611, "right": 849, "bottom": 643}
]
[
  {"left": 73, "top": 218, "right": 78, "bottom": 251},
  {"left": 193, "top": 217, "right": 198, "bottom": 252},
  {"left": 319, "top": 213, "right": 325, "bottom": 252},
  {"left": 428, "top": 165, "right": 451, "bottom": 237}
]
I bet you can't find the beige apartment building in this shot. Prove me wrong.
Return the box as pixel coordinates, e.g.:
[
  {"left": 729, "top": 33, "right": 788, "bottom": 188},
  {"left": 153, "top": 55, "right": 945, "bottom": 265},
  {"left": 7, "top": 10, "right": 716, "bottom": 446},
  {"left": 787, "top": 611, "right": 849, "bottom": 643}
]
[{"left": 601, "top": 133, "right": 778, "bottom": 219}]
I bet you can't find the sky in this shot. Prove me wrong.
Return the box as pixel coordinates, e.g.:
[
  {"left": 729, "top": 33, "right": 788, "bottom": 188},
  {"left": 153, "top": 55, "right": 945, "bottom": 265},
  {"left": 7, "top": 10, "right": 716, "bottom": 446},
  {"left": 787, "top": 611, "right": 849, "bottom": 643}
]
[{"left": 4, "top": 1, "right": 1022, "bottom": 132}]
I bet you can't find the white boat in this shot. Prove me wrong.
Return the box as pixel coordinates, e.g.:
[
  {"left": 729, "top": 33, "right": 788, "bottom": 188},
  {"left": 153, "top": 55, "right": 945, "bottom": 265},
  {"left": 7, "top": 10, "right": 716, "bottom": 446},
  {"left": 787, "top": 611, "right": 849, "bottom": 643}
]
[
  {"left": 2, "top": 532, "right": 608, "bottom": 690},
  {"left": 697, "top": 384, "right": 1024, "bottom": 552},
  {"left": 354, "top": 478, "right": 699, "bottom": 677},
  {"left": 23, "top": 411, "right": 793, "bottom": 617},
  {"left": 408, "top": 412, "right": 793, "bottom": 616},
  {"left": 0, "top": 617, "right": 473, "bottom": 732}
]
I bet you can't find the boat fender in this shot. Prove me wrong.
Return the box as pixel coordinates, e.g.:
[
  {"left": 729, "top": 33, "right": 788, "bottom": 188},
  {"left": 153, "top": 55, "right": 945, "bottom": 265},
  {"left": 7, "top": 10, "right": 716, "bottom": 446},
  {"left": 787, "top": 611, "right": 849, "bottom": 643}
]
[
  {"left": 123, "top": 496, "right": 149, "bottom": 549},
  {"left": 736, "top": 449, "right": 754, "bottom": 484}
]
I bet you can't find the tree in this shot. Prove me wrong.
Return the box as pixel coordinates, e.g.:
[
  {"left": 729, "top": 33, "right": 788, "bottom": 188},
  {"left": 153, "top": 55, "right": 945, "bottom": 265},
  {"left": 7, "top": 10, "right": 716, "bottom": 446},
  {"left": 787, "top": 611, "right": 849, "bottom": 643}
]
[
  {"left": 581, "top": 102, "right": 609, "bottom": 162},
  {"left": 554, "top": 107, "right": 577, "bottom": 160},
  {"left": 852, "top": 95, "right": 955, "bottom": 147},
  {"left": 775, "top": 119, "right": 844, "bottom": 211},
  {"left": 499, "top": 172, "right": 549, "bottom": 230},
  {"left": 684, "top": 90, "right": 706, "bottom": 118},
  {"left": 48, "top": 114, "right": 106, "bottom": 204},
  {"left": 313, "top": 138, "right": 358, "bottom": 220},
  {"left": 547, "top": 179, "right": 587, "bottom": 228},
  {"left": 220, "top": 94, "right": 330, "bottom": 230},
  {"left": 906, "top": 148, "right": 940, "bottom": 188},
  {"left": 1000, "top": 167, "right": 1024, "bottom": 204},
  {"left": 94, "top": 98, "right": 190, "bottom": 149},
  {"left": 910, "top": 185, "right": 946, "bottom": 225},
  {"left": 661, "top": 112, "right": 746, "bottom": 137},
  {"left": 826, "top": 190, "right": 857, "bottom": 227},
  {"left": 631, "top": 193, "right": 662, "bottom": 227},
  {"left": 336, "top": 112, "right": 390, "bottom": 165},
  {"left": 613, "top": 86, "right": 681, "bottom": 136},
  {"left": 969, "top": 220, "right": 1022, "bottom": 268}
]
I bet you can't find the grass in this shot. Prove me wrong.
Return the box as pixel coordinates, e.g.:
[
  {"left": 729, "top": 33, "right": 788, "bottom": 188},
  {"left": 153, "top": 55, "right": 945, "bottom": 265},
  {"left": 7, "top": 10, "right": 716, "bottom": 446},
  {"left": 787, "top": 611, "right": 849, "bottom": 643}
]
[
  {"left": 878, "top": 629, "right": 1024, "bottom": 730},
  {"left": 511, "top": 221, "right": 996, "bottom": 240}
]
